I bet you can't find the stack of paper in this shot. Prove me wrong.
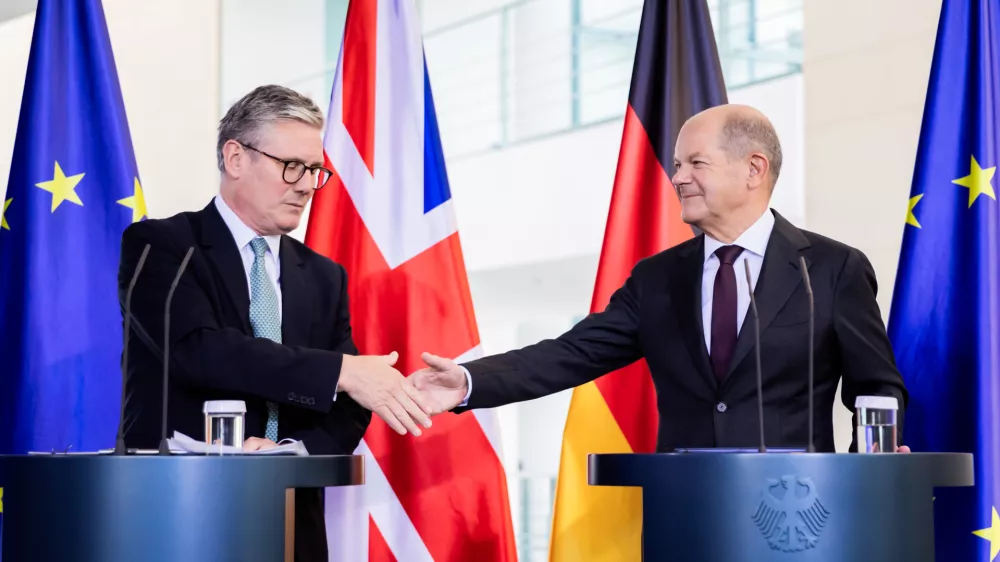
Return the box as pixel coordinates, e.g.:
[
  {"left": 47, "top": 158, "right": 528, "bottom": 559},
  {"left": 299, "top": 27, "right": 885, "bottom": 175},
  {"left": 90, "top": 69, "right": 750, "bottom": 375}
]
[{"left": 168, "top": 432, "right": 309, "bottom": 456}]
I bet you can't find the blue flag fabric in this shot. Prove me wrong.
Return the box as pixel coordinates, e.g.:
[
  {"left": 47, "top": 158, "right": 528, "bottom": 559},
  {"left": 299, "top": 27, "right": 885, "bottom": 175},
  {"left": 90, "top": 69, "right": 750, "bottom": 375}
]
[
  {"left": 0, "top": 0, "right": 145, "bottom": 456},
  {"left": 887, "top": 0, "right": 1000, "bottom": 560}
]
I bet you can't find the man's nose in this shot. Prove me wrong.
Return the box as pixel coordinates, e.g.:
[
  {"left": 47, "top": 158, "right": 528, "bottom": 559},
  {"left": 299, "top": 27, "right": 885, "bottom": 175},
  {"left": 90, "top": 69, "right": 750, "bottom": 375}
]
[
  {"left": 672, "top": 167, "right": 689, "bottom": 187},
  {"left": 293, "top": 174, "right": 314, "bottom": 194}
]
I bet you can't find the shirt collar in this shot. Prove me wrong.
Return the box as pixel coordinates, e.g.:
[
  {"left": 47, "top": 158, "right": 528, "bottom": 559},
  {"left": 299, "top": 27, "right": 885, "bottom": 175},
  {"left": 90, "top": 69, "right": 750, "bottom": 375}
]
[
  {"left": 214, "top": 195, "right": 281, "bottom": 259},
  {"left": 703, "top": 208, "right": 776, "bottom": 263}
]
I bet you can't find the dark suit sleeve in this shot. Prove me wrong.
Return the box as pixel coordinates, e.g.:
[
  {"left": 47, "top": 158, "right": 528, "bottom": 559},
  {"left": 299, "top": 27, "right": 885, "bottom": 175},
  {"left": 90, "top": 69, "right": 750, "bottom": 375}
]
[
  {"left": 285, "top": 266, "right": 372, "bottom": 455},
  {"left": 459, "top": 268, "right": 644, "bottom": 410},
  {"left": 832, "top": 248, "right": 909, "bottom": 451},
  {"left": 120, "top": 221, "right": 341, "bottom": 414}
]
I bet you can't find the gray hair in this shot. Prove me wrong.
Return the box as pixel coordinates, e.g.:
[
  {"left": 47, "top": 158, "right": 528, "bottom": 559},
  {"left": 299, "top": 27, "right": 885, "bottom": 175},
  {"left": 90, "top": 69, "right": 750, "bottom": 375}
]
[
  {"left": 720, "top": 113, "right": 783, "bottom": 187},
  {"left": 217, "top": 85, "right": 325, "bottom": 172}
]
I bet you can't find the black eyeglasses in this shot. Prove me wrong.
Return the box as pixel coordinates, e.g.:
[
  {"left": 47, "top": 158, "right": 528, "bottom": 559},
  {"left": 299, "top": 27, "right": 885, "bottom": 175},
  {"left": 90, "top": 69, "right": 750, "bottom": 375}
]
[{"left": 238, "top": 141, "right": 334, "bottom": 190}]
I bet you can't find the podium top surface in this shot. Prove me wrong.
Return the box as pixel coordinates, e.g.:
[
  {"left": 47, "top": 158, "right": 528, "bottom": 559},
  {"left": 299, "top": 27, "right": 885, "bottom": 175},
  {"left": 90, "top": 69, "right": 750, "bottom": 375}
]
[
  {"left": 0, "top": 453, "right": 365, "bottom": 488},
  {"left": 588, "top": 452, "right": 973, "bottom": 488}
]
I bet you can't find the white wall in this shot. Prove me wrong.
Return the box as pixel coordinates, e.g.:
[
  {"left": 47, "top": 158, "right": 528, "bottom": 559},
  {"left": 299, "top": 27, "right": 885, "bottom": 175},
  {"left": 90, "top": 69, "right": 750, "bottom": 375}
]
[
  {"left": 448, "top": 118, "right": 621, "bottom": 271},
  {"left": 510, "top": 0, "right": 572, "bottom": 140},
  {"left": 803, "top": 0, "right": 942, "bottom": 451},
  {"left": 220, "top": 0, "right": 327, "bottom": 110},
  {"left": 0, "top": 0, "right": 222, "bottom": 219},
  {"left": 420, "top": 0, "right": 518, "bottom": 32}
]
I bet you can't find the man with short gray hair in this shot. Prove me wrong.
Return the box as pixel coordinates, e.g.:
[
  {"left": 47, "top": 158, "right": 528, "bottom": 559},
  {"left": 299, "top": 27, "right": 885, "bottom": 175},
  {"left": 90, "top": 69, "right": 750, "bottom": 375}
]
[{"left": 118, "top": 85, "right": 434, "bottom": 560}]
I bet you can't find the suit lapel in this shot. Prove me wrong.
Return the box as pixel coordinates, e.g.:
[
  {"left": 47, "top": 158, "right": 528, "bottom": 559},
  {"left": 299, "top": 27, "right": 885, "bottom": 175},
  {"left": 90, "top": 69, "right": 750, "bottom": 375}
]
[
  {"left": 199, "top": 202, "right": 252, "bottom": 333},
  {"left": 670, "top": 236, "right": 717, "bottom": 390},
  {"left": 723, "top": 211, "right": 811, "bottom": 386},
  {"left": 279, "top": 237, "right": 311, "bottom": 347}
]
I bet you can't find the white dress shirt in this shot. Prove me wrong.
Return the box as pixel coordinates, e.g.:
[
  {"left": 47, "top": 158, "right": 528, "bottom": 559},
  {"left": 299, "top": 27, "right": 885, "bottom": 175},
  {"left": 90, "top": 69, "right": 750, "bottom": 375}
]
[
  {"left": 701, "top": 209, "right": 775, "bottom": 353},
  {"left": 214, "top": 196, "right": 282, "bottom": 318}
]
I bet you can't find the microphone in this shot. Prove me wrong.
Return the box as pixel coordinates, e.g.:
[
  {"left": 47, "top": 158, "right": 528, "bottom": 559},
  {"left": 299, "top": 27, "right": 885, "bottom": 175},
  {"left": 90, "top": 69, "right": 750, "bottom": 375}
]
[
  {"left": 159, "top": 247, "right": 195, "bottom": 455},
  {"left": 798, "top": 256, "right": 816, "bottom": 453},
  {"left": 744, "top": 259, "right": 766, "bottom": 453},
  {"left": 115, "top": 243, "right": 151, "bottom": 455}
]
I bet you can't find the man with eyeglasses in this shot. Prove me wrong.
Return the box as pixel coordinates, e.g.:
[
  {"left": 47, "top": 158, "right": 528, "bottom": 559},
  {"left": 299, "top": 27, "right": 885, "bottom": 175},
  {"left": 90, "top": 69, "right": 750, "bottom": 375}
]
[{"left": 116, "top": 85, "right": 434, "bottom": 560}]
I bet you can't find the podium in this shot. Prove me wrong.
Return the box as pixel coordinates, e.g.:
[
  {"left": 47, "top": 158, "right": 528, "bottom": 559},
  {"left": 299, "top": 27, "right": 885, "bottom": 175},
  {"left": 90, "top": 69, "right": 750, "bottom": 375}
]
[
  {"left": 589, "top": 452, "right": 973, "bottom": 561},
  {"left": 0, "top": 454, "right": 364, "bottom": 561}
]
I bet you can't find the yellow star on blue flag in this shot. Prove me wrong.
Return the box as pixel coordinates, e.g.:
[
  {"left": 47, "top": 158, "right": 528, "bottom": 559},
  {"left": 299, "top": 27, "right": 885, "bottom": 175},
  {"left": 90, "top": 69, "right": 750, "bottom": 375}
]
[
  {"left": 906, "top": 194, "right": 923, "bottom": 228},
  {"left": 35, "top": 161, "right": 85, "bottom": 212},
  {"left": 952, "top": 156, "right": 996, "bottom": 208},
  {"left": 973, "top": 506, "right": 1000, "bottom": 562},
  {"left": 2, "top": 198, "right": 11, "bottom": 230},
  {"left": 117, "top": 178, "right": 147, "bottom": 223}
]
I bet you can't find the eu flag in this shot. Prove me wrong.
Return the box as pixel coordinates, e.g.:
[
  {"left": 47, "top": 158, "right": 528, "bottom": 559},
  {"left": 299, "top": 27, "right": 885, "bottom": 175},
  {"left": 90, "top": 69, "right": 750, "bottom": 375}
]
[
  {"left": 887, "top": 0, "right": 1000, "bottom": 560},
  {"left": 0, "top": 0, "right": 146, "bottom": 457}
]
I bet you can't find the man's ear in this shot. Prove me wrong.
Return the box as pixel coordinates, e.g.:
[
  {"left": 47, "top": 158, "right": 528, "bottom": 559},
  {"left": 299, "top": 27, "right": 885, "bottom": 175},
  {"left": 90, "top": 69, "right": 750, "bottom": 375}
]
[
  {"left": 221, "top": 140, "right": 245, "bottom": 179},
  {"left": 747, "top": 153, "right": 770, "bottom": 190}
]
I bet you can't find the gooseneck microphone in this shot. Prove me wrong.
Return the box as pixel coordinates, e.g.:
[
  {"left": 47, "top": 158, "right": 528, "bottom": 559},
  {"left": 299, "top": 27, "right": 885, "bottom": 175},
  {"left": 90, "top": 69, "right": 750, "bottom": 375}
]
[
  {"left": 744, "top": 259, "right": 766, "bottom": 453},
  {"left": 799, "top": 256, "right": 816, "bottom": 453},
  {"left": 116, "top": 243, "right": 151, "bottom": 456},
  {"left": 159, "top": 247, "right": 195, "bottom": 455}
]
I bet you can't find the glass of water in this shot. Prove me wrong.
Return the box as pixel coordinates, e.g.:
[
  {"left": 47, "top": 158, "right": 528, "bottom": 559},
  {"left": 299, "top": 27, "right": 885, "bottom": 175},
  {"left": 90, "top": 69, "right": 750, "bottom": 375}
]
[
  {"left": 203, "top": 400, "right": 246, "bottom": 454},
  {"left": 855, "top": 395, "right": 898, "bottom": 453}
]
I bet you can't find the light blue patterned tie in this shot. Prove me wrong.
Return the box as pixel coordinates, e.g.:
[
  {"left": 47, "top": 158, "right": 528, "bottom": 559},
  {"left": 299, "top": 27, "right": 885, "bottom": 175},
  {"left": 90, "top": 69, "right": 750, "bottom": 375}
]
[{"left": 249, "top": 237, "right": 281, "bottom": 442}]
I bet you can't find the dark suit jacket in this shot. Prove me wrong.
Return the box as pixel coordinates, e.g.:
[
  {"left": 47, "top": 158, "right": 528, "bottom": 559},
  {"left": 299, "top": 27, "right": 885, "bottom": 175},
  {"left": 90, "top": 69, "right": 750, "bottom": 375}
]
[
  {"left": 460, "top": 210, "right": 907, "bottom": 452},
  {"left": 118, "top": 200, "right": 370, "bottom": 561}
]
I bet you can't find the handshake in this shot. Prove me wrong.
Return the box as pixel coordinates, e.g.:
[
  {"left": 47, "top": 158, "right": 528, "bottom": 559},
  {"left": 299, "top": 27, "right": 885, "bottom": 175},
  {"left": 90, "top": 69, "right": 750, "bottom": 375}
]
[{"left": 336, "top": 351, "right": 467, "bottom": 436}]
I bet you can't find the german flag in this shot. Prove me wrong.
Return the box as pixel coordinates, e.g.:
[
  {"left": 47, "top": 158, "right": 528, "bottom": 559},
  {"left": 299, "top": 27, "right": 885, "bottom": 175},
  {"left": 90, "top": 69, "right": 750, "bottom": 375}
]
[{"left": 548, "top": 1, "right": 727, "bottom": 560}]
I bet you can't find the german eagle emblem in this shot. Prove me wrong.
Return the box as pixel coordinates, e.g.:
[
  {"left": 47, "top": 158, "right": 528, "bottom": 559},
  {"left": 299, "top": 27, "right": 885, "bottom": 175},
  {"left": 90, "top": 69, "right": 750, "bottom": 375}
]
[{"left": 751, "top": 475, "right": 831, "bottom": 552}]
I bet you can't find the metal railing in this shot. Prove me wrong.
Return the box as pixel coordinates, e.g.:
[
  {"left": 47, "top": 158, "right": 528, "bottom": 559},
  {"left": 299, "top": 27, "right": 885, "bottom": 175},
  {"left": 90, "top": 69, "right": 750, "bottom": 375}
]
[
  {"left": 420, "top": 0, "right": 802, "bottom": 158},
  {"left": 518, "top": 476, "right": 558, "bottom": 561}
]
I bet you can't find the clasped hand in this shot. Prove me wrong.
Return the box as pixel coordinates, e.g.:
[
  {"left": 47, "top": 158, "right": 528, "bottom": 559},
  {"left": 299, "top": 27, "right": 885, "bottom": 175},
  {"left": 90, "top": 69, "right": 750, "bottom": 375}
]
[
  {"left": 337, "top": 351, "right": 468, "bottom": 436},
  {"left": 338, "top": 351, "right": 436, "bottom": 436},
  {"left": 409, "top": 352, "right": 469, "bottom": 415}
]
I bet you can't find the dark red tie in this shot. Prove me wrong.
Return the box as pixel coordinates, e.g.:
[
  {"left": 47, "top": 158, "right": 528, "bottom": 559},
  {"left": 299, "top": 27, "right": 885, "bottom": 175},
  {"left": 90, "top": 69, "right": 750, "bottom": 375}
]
[{"left": 711, "top": 245, "right": 744, "bottom": 381}]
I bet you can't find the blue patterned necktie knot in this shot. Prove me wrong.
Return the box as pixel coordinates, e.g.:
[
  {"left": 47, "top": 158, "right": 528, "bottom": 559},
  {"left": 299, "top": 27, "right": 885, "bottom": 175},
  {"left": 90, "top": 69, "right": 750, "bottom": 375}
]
[{"left": 250, "top": 236, "right": 269, "bottom": 258}]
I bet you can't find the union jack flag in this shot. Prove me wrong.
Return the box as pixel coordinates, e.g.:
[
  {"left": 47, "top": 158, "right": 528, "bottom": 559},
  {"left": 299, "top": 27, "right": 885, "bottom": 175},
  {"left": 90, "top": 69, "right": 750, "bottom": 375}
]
[{"left": 304, "top": 0, "right": 518, "bottom": 559}]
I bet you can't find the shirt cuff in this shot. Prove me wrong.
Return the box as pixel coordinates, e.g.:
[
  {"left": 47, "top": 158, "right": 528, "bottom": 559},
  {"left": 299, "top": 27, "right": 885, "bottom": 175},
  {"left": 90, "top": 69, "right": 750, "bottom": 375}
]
[{"left": 458, "top": 366, "right": 473, "bottom": 407}]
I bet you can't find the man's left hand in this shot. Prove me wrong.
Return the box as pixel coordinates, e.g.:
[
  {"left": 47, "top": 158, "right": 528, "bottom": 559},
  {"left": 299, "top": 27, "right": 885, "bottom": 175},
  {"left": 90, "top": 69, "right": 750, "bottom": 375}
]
[
  {"left": 897, "top": 445, "right": 911, "bottom": 453},
  {"left": 243, "top": 437, "right": 278, "bottom": 452}
]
